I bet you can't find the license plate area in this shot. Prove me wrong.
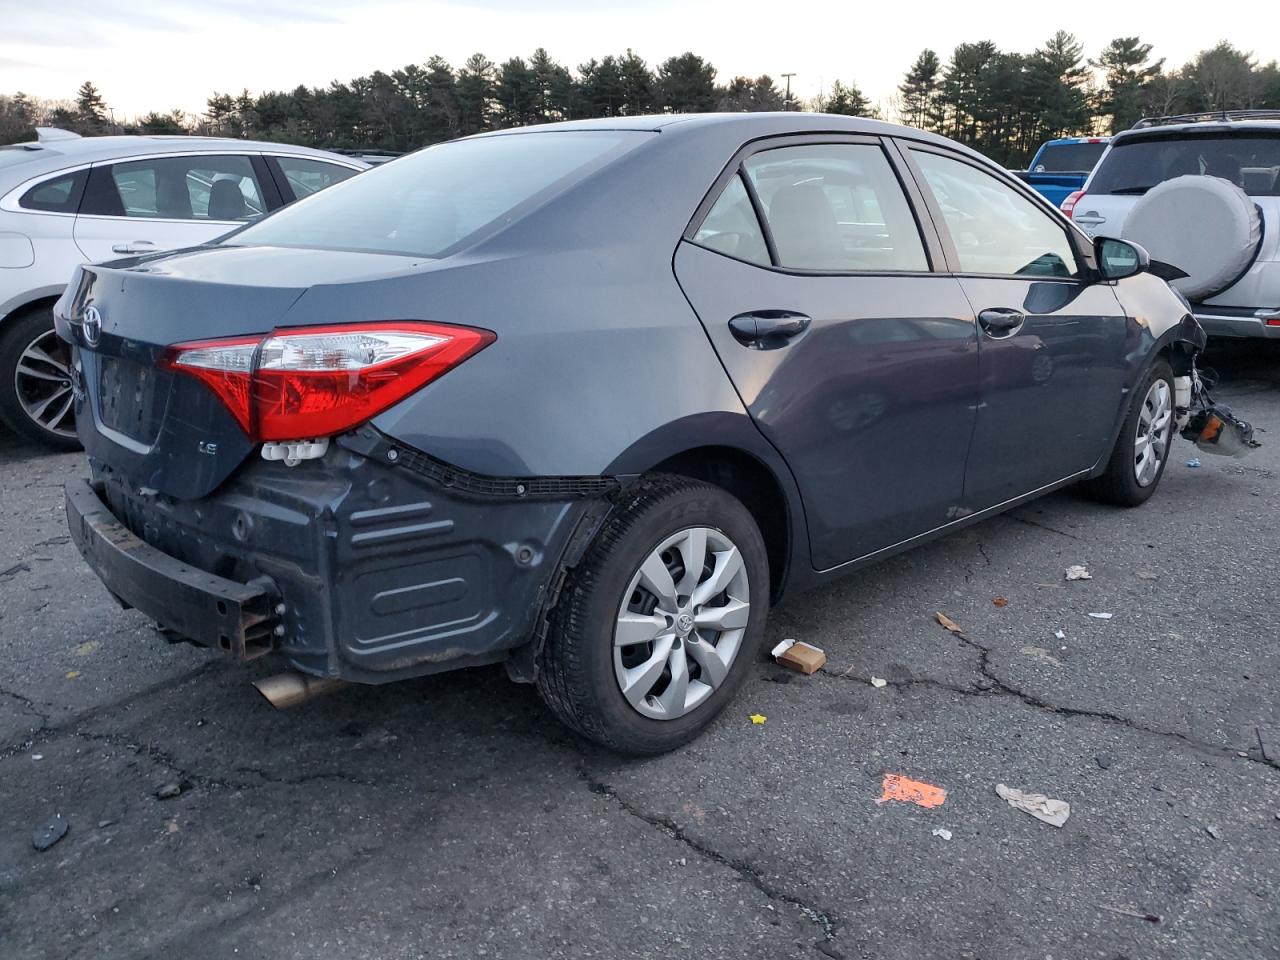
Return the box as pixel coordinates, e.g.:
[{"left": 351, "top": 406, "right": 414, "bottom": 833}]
[{"left": 97, "top": 356, "right": 167, "bottom": 443}]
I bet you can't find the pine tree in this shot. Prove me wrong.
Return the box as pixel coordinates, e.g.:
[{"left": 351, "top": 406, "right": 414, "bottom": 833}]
[
  {"left": 456, "top": 53, "right": 496, "bottom": 135},
  {"left": 657, "top": 53, "right": 717, "bottom": 112},
  {"left": 899, "top": 50, "right": 942, "bottom": 130},
  {"left": 1091, "top": 37, "right": 1164, "bottom": 132},
  {"left": 823, "top": 80, "right": 871, "bottom": 116},
  {"left": 75, "top": 81, "right": 107, "bottom": 132}
]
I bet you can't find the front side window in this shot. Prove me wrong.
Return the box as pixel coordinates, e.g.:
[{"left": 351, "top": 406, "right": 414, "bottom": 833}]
[
  {"left": 230, "top": 131, "right": 645, "bottom": 258},
  {"left": 274, "top": 156, "right": 358, "bottom": 200},
  {"left": 19, "top": 170, "right": 87, "bottom": 213},
  {"left": 85, "top": 155, "right": 266, "bottom": 221},
  {"left": 912, "top": 150, "right": 1080, "bottom": 278},
  {"left": 742, "top": 143, "right": 928, "bottom": 272}
]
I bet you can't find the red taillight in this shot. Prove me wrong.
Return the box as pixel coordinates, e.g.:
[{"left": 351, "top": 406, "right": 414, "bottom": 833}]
[
  {"left": 160, "top": 322, "right": 494, "bottom": 441},
  {"left": 1061, "top": 190, "right": 1085, "bottom": 218}
]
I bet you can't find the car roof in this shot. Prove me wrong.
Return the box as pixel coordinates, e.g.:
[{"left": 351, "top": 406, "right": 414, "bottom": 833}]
[
  {"left": 0, "top": 133, "right": 368, "bottom": 186},
  {"left": 1112, "top": 118, "right": 1280, "bottom": 143},
  {"left": 468, "top": 111, "right": 997, "bottom": 166},
  {"left": 1039, "top": 136, "right": 1111, "bottom": 146}
]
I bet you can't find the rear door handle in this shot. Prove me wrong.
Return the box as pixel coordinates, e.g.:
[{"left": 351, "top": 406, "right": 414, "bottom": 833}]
[
  {"left": 977, "top": 308, "right": 1025, "bottom": 337},
  {"left": 728, "top": 310, "right": 811, "bottom": 349},
  {"left": 1073, "top": 212, "right": 1106, "bottom": 226},
  {"left": 111, "top": 241, "right": 157, "bottom": 255}
]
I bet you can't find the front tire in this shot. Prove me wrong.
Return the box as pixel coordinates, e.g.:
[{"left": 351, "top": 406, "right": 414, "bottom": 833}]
[
  {"left": 1081, "top": 358, "right": 1175, "bottom": 507},
  {"left": 0, "top": 306, "right": 81, "bottom": 450},
  {"left": 537, "top": 476, "right": 770, "bottom": 755}
]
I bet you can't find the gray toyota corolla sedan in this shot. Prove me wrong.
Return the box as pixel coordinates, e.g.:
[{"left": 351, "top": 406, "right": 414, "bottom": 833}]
[{"left": 60, "top": 113, "right": 1209, "bottom": 754}]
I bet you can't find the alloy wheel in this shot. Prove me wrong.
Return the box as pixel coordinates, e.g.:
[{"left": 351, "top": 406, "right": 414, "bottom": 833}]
[
  {"left": 613, "top": 526, "right": 751, "bottom": 721},
  {"left": 1134, "top": 378, "right": 1171, "bottom": 487},
  {"left": 14, "top": 328, "right": 76, "bottom": 440}
]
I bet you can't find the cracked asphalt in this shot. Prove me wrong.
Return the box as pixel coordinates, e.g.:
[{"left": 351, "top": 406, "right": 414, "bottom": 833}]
[{"left": 2, "top": 341, "right": 1278, "bottom": 960}]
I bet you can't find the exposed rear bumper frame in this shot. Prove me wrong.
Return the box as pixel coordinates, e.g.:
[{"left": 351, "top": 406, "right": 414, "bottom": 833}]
[{"left": 65, "top": 479, "right": 279, "bottom": 661}]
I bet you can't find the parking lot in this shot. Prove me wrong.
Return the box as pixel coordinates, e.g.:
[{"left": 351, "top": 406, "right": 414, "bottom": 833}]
[{"left": 0, "top": 340, "right": 1277, "bottom": 960}]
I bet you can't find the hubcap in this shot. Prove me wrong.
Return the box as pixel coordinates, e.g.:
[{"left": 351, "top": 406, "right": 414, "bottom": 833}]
[
  {"left": 15, "top": 328, "right": 76, "bottom": 439},
  {"left": 1134, "top": 378, "right": 1172, "bottom": 487},
  {"left": 613, "top": 526, "right": 751, "bottom": 721}
]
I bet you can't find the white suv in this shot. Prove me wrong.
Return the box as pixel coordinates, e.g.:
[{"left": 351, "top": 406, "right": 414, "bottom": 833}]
[
  {"left": 0, "top": 130, "right": 367, "bottom": 447},
  {"left": 1064, "top": 111, "right": 1280, "bottom": 339}
]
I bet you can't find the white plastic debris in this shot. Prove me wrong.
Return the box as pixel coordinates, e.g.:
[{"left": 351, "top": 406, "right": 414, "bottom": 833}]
[
  {"left": 1054, "top": 629, "right": 1066, "bottom": 641},
  {"left": 931, "top": 827, "right": 952, "bottom": 841},
  {"left": 995, "top": 783, "right": 1071, "bottom": 827},
  {"left": 870, "top": 677, "right": 887, "bottom": 688},
  {"left": 1065, "top": 565, "right": 1092, "bottom": 581},
  {"left": 1088, "top": 612, "right": 1114, "bottom": 620}
]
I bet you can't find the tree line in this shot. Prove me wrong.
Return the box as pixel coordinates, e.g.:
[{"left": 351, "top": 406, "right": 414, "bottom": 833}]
[{"left": 3, "top": 36, "right": 1278, "bottom": 167}]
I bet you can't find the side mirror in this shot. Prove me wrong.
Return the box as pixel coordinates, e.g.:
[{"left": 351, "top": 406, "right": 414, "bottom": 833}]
[{"left": 1094, "top": 237, "right": 1150, "bottom": 281}]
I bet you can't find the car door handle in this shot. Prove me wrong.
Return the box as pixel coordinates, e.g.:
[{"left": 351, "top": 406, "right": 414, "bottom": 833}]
[
  {"left": 1073, "top": 212, "right": 1106, "bottom": 226},
  {"left": 977, "top": 308, "right": 1025, "bottom": 337},
  {"left": 111, "top": 241, "right": 157, "bottom": 255},
  {"left": 728, "top": 310, "right": 811, "bottom": 349}
]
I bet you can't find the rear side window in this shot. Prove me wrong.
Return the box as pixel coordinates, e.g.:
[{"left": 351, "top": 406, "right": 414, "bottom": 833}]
[
  {"left": 83, "top": 155, "right": 266, "bottom": 221},
  {"left": 19, "top": 170, "right": 88, "bottom": 213},
  {"left": 692, "top": 174, "right": 770, "bottom": 266},
  {"left": 1034, "top": 141, "right": 1107, "bottom": 172},
  {"left": 912, "top": 150, "right": 1080, "bottom": 278},
  {"left": 1089, "top": 134, "right": 1280, "bottom": 197},
  {"left": 742, "top": 144, "right": 929, "bottom": 272},
  {"left": 273, "top": 156, "right": 358, "bottom": 200},
  {"left": 230, "top": 131, "right": 645, "bottom": 258}
]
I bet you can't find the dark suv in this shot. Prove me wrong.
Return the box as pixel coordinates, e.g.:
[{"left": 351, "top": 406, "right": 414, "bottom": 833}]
[{"left": 62, "top": 113, "right": 1206, "bottom": 754}]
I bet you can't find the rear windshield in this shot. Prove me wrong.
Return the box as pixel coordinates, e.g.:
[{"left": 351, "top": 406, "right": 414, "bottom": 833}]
[
  {"left": 1033, "top": 141, "right": 1107, "bottom": 172},
  {"left": 1089, "top": 133, "right": 1280, "bottom": 197},
  {"left": 228, "top": 131, "right": 646, "bottom": 258}
]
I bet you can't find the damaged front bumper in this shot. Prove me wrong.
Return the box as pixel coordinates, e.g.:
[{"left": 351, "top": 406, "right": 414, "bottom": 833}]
[{"left": 66, "top": 430, "right": 616, "bottom": 684}]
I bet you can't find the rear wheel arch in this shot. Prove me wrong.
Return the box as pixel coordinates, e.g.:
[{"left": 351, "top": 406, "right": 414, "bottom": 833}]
[
  {"left": 645, "top": 445, "right": 791, "bottom": 603},
  {"left": 1, "top": 293, "right": 61, "bottom": 330}
]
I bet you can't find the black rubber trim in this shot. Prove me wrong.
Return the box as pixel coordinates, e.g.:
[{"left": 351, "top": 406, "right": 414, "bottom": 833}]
[{"left": 339, "top": 427, "right": 623, "bottom": 501}]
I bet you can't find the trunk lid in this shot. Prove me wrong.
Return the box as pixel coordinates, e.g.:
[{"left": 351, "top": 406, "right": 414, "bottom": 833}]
[{"left": 59, "top": 244, "right": 425, "bottom": 499}]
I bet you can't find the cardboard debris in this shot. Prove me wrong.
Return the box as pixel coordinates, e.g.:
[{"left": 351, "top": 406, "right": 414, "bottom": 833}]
[
  {"left": 995, "top": 783, "right": 1070, "bottom": 827},
  {"left": 992, "top": 597, "right": 1009, "bottom": 608},
  {"left": 877, "top": 774, "right": 947, "bottom": 808},
  {"left": 771, "top": 639, "right": 826, "bottom": 674},
  {"left": 1065, "top": 565, "right": 1092, "bottom": 581}
]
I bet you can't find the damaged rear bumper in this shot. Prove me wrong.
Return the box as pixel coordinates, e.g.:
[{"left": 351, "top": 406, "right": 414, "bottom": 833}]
[
  {"left": 66, "top": 431, "right": 615, "bottom": 684},
  {"left": 66, "top": 480, "right": 280, "bottom": 660}
]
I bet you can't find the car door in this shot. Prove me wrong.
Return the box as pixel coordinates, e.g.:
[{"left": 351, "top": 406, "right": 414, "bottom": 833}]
[
  {"left": 901, "top": 145, "right": 1131, "bottom": 510},
  {"left": 73, "top": 153, "right": 276, "bottom": 262},
  {"left": 673, "top": 137, "right": 980, "bottom": 571}
]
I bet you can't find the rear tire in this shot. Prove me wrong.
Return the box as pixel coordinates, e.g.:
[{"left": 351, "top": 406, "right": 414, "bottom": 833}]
[
  {"left": 0, "top": 306, "right": 81, "bottom": 451},
  {"left": 537, "top": 476, "right": 770, "bottom": 755},
  {"left": 1081, "top": 358, "right": 1175, "bottom": 507}
]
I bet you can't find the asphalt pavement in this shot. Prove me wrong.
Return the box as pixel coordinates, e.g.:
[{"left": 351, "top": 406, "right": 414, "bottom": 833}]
[{"left": 2, "top": 340, "right": 1278, "bottom": 960}]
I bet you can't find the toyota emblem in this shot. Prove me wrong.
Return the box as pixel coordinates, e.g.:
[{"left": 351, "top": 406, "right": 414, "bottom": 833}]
[{"left": 82, "top": 304, "right": 102, "bottom": 346}]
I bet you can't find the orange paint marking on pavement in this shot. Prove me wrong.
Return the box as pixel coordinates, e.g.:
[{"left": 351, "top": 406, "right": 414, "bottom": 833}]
[{"left": 876, "top": 774, "right": 947, "bottom": 808}]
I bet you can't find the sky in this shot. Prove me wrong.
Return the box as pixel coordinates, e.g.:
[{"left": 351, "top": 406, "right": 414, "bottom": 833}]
[{"left": 1, "top": 0, "right": 1273, "bottom": 120}]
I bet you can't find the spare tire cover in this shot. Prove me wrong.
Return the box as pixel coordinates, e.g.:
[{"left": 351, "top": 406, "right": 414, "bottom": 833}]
[{"left": 1120, "top": 175, "right": 1261, "bottom": 301}]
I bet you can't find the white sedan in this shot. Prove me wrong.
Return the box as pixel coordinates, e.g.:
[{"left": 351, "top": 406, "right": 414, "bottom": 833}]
[{"left": 0, "top": 129, "right": 367, "bottom": 447}]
